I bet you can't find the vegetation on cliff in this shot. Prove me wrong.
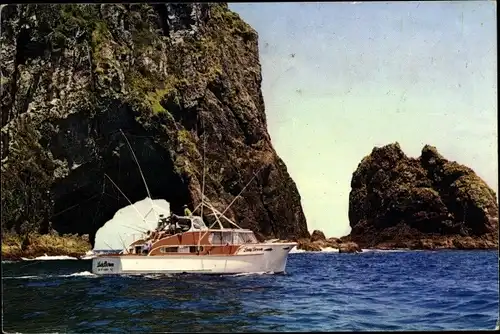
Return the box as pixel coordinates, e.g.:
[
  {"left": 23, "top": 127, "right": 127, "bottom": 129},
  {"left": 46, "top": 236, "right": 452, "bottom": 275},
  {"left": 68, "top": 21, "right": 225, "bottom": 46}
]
[
  {"left": 346, "top": 143, "right": 498, "bottom": 249},
  {"left": 2, "top": 232, "right": 91, "bottom": 260},
  {"left": 1, "top": 3, "right": 309, "bottom": 249}
]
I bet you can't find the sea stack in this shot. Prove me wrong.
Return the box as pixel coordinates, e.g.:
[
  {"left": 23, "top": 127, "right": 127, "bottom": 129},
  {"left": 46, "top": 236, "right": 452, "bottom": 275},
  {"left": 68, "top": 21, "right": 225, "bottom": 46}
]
[{"left": 344, "top": 143, "right": 498, "bottom": 250}]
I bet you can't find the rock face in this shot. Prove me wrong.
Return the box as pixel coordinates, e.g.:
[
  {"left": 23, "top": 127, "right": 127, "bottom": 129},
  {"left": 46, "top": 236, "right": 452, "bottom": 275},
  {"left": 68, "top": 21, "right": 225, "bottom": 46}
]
[
  {"left": 0, "top": 4, "right": 309, "bottom": 246},
  {"left": 310, "top": 230, "right": 326, "bottom": 242},
  {"left": 296, "top": 229, "right": 361, "bottom": 253},
  {"left": 338, "top": 242, "right": 362, "bottom": 254},
  {"left": 346, "top": 143, "right": 498, "bottom": 249}
]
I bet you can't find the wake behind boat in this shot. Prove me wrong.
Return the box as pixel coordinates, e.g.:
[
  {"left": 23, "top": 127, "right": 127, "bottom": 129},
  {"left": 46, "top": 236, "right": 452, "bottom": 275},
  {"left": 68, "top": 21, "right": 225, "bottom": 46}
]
[{"left": 92, "top": 207, "right": 296, "bottom": 275}]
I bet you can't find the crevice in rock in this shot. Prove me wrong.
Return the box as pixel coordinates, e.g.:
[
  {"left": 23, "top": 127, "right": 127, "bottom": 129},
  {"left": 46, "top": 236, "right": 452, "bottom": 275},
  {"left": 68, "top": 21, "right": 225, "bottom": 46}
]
[
  {"left": 1, "top": 4, "right": 310, "bottom": 250},
  {"left": 45, "top": 104, "right": 192, "bottom": 247}
]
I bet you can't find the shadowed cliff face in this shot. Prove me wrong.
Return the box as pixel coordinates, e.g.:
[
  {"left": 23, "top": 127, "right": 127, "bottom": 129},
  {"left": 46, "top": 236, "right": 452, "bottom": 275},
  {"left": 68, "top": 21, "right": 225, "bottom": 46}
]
[
  {"left": 0, "top": 4, "right": 310, "bottom": 246},
  {"left": 346, "top": 143, "right": 498, "bottom": 248}
]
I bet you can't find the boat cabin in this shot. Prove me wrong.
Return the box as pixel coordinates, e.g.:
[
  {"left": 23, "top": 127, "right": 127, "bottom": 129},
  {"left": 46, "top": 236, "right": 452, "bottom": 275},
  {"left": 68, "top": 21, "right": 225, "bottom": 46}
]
[{"left": 124, "top": 214, "right": 259, "bottom": 256}]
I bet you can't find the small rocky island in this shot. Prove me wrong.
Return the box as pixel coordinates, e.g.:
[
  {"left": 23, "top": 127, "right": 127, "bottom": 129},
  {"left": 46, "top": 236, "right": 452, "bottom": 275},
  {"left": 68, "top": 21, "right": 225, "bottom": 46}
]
[
  {"left": 342, "top": 143, "right": 498, "bottom": 250},
  {"left": 293, "top": 230, "right": 362, "bottom": 253}
]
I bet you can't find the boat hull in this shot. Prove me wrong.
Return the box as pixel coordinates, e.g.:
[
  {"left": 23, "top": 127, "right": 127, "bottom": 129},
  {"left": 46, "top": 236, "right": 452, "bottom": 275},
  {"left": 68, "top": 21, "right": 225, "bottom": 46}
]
[{"left": 91, "top": 243, "right": 296, "bottom": 275}]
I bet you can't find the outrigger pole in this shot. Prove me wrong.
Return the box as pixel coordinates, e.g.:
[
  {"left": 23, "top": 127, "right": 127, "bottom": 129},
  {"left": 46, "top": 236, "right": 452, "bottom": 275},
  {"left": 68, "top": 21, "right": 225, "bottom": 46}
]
[
  {"left": 103, "top": 240, "right": 115, "bottom": 251},
  {"left": 119, "top": 129, "right": 159, "bottom": 222},
  {"left": 201, "top": 114, "right": 207, "bottom": 221},
  {"left": 198, "top": 115, "right": 208, "bottom": 251},
  {"left": 195, "top": 166, "right": 262, "bottom": 247},
  {"left": 104, "top": 173, "right": 152, "bottom": 231},
  {"left": 220, "top": 168, "right": 263, "bottom": 218},
  {"left": 191, "top": 167, "right": 262, "bottom": 230},
  {"left": 194, "top": 166, "right": 263, "bottom": 251}
]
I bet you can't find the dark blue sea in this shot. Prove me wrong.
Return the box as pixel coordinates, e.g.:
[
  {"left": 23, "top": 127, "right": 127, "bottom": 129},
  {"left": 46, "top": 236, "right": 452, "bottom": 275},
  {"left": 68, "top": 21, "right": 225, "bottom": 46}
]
[{"left": 2, "top": 250, "right": 499, "bottom": 332}]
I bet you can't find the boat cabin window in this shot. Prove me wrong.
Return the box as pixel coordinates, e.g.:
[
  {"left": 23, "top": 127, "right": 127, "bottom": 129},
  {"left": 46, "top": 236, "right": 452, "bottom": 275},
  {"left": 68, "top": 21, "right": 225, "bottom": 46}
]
[
  {"left": 160, "top": 247, "right": 179, "bottom": 253},
  {"left": 189, "top": 246, "right": 204, "bottom": 253},
  {"left": 178, "top": 246, "right": 190, "bottom": 253},
  {"left": 222, "top": 232, "right": 233, "bottom": 245},
  {"left": 208, "top": 231, "right": 258, "bottom": 245},
  {"left": 160, "top": 246, "right": 204, "bottom": 253},
  {"left": 240, "top": 232, "right": 258, "bottom": 244},
  {"left": 177, "top": 219, "right": 191, "bottom": 232},
  {"left": 233, "top": 233, "right": 245, "bottom": 244},
  {"left": 232, "top": 232, "right": 258, "bottom": 244},
  {"left": 209, "top": 232, "right": 223, "bottom": 245},
  {"left": 208, "top": 232, "right": 233, "bottom": 245}
]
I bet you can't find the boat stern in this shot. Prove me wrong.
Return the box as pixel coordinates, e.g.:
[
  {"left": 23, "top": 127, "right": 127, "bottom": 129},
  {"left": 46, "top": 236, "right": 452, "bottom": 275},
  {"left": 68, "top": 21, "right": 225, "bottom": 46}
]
[{"left": 92, "top": 256, "right": 122, "bottom": 275}]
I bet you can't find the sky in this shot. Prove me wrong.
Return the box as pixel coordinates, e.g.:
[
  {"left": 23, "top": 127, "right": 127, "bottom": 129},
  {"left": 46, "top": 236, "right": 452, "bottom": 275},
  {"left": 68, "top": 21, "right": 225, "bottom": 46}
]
[
  {"left": 228, "top": 1, "right": 497, "bottom": 238},
  {"left": 95, "top": 1, "right": 497, "bottom": 249}
]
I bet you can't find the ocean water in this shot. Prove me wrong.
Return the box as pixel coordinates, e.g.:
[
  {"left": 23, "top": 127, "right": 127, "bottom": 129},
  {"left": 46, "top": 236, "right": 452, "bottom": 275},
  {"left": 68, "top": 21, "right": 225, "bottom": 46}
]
[{"left": 2, "top": 250, "right": 498, "bottom": 332}]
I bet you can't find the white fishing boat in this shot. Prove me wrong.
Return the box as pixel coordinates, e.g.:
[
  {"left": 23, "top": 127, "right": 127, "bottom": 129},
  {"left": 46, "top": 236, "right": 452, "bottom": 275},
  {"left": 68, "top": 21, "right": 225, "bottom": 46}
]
[
  {"left": 92, "top": 206, "right": 296, "bottom": 275},
  {"left": 91, "top": 128, "right": 296, "bottom": 275}
]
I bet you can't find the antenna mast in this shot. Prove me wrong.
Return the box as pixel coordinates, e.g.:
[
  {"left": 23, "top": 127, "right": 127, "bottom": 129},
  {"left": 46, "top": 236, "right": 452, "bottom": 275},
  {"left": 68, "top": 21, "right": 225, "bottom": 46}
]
[
  {"left": 104, "top": 174, "right": 151, "bottom": 230},
  {"left": 220, "top": 167, "right": 263, "bottom": 217},
  {"left": 119, "top": 129, "right": 159, "bottom": 222},
  {"left": 201, "top": 117, "right": 207, "bottom": 218},
  {"left": 198, "top": 113, "right": 207, "bottom": 251}
]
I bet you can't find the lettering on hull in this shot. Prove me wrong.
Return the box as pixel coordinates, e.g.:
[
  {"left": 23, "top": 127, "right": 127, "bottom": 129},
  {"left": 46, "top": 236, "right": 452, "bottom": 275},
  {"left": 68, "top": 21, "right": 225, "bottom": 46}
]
[
  {"left": 242, "top": 247, "right": 264, "bottom": 253},
  {"left": 95, "top": 260, "right": 116, "bottom": 273}
]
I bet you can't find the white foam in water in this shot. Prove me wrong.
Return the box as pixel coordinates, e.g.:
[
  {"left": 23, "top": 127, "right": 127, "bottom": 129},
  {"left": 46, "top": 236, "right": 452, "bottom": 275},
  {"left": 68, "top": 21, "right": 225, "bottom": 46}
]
[
  {"left": 289, "top": 246, "right": 305, "bottom": 254},
  {"left": 3, "top": 275, "right": 40, "bottom": 280},
  {"left": 143, "top": 275, "right": 162, "bottom": 279},
  {"left": 322, "top": 247, "right": 340, "bottom": 253},
  {"left": 229, "top": 271, "right": 273, "bottom": 277},
  {"left": 21, "top": 254, "right": 79, "bottom": 261},
  {"left": 63, "top": 271, "right": 96, "bottom": 277},
  {"left": 81, "top": 250, "right": 97, "bottom": 260},
  {"left": 289, "top": 246, "right": 339, "bottom": 254},
  {"left": 287, "top": 245, "right": 422, "bottom": 254},
  {"left": 3, "top": 271, "right": 97, "bottom": 280},
  {"left": 142, "top": 274, "right": 173, "bottom": 279},
  {"left": 361, "top": 249, "right": 411, "bottom": 253}
]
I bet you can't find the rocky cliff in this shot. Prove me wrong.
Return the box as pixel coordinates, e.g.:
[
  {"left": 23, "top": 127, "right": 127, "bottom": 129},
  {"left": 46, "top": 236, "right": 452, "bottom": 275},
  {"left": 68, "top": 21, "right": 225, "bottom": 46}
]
[
  {"left": 0, "top": 4, "right": 310, "bottom": 247},
  {"left": 346, "top": 143, "right": 498, "bottom": 249}
]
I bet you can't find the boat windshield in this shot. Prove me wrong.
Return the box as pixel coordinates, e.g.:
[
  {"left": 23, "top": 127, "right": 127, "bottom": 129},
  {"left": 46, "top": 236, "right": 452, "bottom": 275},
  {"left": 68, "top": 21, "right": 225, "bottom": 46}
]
[
  {"left": 239, "top": 232, "right": 258, "bottom": 244},
  {"left": 209, "top": 231, "right": 258, "bottom": 245}
]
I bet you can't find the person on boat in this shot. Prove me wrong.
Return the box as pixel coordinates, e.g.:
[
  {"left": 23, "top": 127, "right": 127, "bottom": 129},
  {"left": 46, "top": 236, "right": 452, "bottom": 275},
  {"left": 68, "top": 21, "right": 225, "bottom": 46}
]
[
  {"left": 183, "top": 204, "right": 192, "bottom": 216},
  {"left": 143, "top": 241, "right": 151, "bottom": 255},
  {"left": 158, "top": 214, "right": 168, "bottom": 230},
  {"left": 166, "top": 221, "right": 181, "bottom": 234},
  {"left": 170, "top": 213, "right": 180, "bottom": 231}
]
